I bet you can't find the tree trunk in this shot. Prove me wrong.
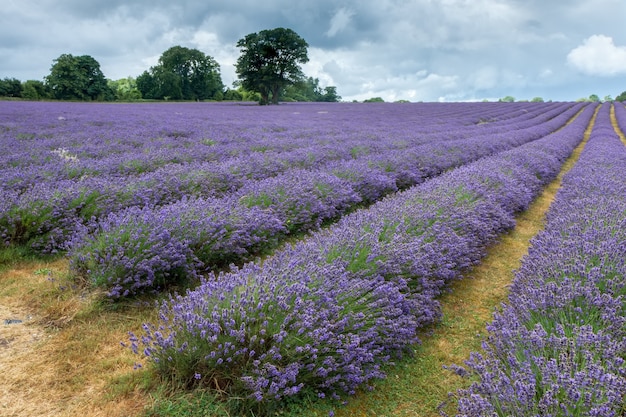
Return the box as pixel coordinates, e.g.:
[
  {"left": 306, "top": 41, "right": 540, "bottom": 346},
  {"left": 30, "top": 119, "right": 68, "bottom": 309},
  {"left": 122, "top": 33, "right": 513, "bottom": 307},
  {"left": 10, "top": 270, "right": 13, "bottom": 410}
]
[{"left": 271, "top": 85, "right": 281, "bottom": 104}]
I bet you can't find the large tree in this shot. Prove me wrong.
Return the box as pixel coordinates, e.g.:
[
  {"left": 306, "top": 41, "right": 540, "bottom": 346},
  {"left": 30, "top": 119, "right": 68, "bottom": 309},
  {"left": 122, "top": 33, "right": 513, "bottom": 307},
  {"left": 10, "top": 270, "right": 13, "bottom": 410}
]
[
  {"left": 137, "top": 46, "right": 223, "bottom": 100},
  {"left": 45, "top": 54, "right": 112, "bottom": 100},
  {"left": 235, "top": 27, "right": 309, "bottom": 105}
]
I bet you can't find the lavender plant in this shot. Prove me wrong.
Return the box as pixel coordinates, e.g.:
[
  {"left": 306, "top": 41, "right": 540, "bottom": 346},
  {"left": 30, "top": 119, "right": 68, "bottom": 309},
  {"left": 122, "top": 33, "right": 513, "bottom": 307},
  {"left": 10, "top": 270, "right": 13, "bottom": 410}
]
[
  {"left": 70, "top": 196, "right": 285, "bottom": 298},
  {"left": 133, "top": 259, "right": 420, "bottom": 409},
  {"left": 236, "top": 169, "right": 361, "bottom": 233},
  {"left": 453, "top": 103, "right": 626, "bottom": 417}
]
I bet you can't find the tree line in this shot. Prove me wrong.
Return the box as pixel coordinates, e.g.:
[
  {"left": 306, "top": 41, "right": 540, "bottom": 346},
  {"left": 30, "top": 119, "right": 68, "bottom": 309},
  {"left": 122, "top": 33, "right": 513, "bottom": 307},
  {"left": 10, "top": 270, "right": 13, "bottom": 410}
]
[{"left": 0, "top": 28, "right": 340, "bottom": 105}]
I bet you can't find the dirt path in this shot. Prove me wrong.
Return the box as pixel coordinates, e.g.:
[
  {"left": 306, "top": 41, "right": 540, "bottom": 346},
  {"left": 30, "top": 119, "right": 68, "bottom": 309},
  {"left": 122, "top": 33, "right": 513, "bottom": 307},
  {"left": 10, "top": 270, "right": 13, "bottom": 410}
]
[
  {"left": 0, "top": 257, "right": 151, "bottom": 417},
  {"left": 611, "top": 103, "right": 626, "bottom": 144}
]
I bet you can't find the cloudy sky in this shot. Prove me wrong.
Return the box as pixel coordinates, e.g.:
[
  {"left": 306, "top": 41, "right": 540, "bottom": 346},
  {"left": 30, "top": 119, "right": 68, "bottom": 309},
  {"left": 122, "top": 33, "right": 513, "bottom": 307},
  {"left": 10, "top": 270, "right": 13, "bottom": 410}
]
[{"left": 2, "top": 0, "right": 626, "bottom": 102}]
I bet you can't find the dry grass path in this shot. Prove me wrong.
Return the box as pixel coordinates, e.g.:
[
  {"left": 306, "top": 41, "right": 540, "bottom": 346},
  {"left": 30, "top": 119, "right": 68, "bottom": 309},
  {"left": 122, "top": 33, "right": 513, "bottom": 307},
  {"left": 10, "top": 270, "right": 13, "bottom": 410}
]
[
  {"left": 611, "top": 103, "right": 626, "bottom": 145},
  {"left": 0, "top": 258, "right": 153, "bottom": 417}
]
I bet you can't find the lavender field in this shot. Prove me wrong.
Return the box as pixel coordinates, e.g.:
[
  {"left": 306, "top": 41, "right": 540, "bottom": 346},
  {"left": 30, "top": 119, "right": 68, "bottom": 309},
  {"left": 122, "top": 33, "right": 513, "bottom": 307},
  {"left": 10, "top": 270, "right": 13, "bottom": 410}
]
[{"left": 1, "top": 100, "right": 623, "bottom": 415}]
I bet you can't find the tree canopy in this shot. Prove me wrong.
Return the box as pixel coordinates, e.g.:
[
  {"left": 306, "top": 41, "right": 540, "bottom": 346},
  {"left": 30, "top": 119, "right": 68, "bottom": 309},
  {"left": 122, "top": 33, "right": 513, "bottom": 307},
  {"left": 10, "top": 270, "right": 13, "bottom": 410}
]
[
  {"left": 45, "top": 54, "right": 113, "bottom": 100},
  {"left": 137, "top": 46, "right": 224, "bottom": 100},
  {"left": 0, "top": 77, "right": 22, "bottom": 97},
  {"left": 108, "top": 77, "right": 142, "bottom": 101},
  {"left": 235, "top": 27, "right": 309, "bottom": 105}
]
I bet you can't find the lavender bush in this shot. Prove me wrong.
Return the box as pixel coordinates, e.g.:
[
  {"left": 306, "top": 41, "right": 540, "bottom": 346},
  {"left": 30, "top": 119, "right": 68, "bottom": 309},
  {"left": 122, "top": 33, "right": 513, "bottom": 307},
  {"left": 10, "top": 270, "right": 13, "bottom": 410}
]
[
  {"left": 134, "top": 260, "right": 420, "bottom": 411},
  {"left": 70, "top": 196, "right": 286, "bottom": 298},
  {"left": 453, "top": 103, "right": 626, "bottom": 417},
  {"left": 130, "top": 103, "right": 597, "bottom": 412},
  {"left": 235, "top": 169, "right": 361, "bottom": 233}
]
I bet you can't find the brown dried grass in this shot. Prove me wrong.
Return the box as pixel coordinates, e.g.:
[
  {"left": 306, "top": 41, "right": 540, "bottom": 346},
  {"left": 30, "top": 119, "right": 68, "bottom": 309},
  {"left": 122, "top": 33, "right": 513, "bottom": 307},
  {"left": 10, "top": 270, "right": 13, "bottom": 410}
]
[{"left": 0, "top": 257, "right": 157, "bottom": 417}]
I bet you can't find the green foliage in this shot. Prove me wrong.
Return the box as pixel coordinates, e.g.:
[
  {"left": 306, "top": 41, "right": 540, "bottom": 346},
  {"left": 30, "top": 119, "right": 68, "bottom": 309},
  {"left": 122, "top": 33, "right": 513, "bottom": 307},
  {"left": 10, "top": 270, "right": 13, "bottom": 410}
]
[
  {"left": 616, "top": 90, "right": 626, "bottom": 102},
  {"left": 281, "top": 77, "right": 341, "bottom": 102},
  {"left": 239, "top": 88, "right": 262, "bottom": 102},
  {"left": 2, "top": 200, "right": 54, "bottom": 245},
  {"left": 137, "top": 46, "right": 224, "bottom": 101},
  {"left": 0, "top": 77, "right": 22, "bottom": 97},
  {"left": 531, "top": 97, "right": 544, "bottom": 102},
  {"left": 222, "top": 88, "right": 243, "bottom": 101},
  {"left": 326, "top": 241, "right": 383, "bottom": 277},
  {"left": 0, "top": 245, "right": 35, "bottom": 270},
  {"left": 20, "top": 80, "right": 51, "bottom": 100},
  {"left": 363, "top": 97, "right": 385, "bottom": 103},
  {"left": 588, "top": 94, "right": 600, "bottom": 102},
  {"left": 235, "top": 27, "right": 309, "bottom": 105},
  {"left": 108, "top": 77, "right": 142, "bottom": 101},
  {"left": 499, "top": 95, "right": 515, "bottom": 102},
  {"left": 20, "top": 82, "right": 38, "bottom": 100},
  {"left": 144, "top": 390, "right": 231, "bottom": 417},
  {"left": 45, "top": 54, "right": 114, "bottom": 101},
  {"left": 239, "top": 192, "right": 274, "bottom": 209}
]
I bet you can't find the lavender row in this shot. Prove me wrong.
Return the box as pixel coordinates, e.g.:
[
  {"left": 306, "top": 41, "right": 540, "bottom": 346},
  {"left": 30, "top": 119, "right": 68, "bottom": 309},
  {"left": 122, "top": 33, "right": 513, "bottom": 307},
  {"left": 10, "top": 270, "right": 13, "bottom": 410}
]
[
  {"left": 129, "top": 103, "right": 597, "bottom": 410},
  {"left": 0, "top": 101, "right": 550, "bottom": 182},
  {"left": 66, "top": 103, "right": 590, "bottom": 296},
  {"left": 2, "top": 102, "right": 585, "bottom": 254},
  {"left": 0, "top": 101, "right": 574, "bottom": 195},
  {"left": 454, "top": 103, "right": 625, "bottom": 416},
  {"left": 0, "top": 101, "right": 576, "bottom": 195}
]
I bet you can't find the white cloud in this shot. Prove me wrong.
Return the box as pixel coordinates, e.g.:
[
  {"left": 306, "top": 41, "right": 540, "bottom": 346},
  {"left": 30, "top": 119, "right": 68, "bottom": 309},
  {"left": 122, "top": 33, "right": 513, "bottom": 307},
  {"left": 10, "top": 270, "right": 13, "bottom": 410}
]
[
  {"left": 471, "top": 67, "right": 500, "bottom": 90},
  {"left": 326, "top": 8, "right": 354, "bottom": 38},
  {"left": 567, "top": 34, "right": 626, "bottom": 76}
]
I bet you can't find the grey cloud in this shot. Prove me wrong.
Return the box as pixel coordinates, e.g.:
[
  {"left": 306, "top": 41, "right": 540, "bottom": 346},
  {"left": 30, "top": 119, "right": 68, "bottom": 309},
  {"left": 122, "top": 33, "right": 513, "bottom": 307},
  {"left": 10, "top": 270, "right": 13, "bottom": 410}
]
[{"left": 1, "top": 0, "right": 625, "bottom": 101}]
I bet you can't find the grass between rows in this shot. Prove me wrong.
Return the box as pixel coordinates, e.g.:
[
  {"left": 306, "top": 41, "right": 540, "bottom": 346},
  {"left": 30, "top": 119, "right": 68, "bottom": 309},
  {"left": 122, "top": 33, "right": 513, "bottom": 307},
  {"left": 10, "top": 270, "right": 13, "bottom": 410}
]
[{"left": 0, "top": 107, "right": 599, "bottom": 417}]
